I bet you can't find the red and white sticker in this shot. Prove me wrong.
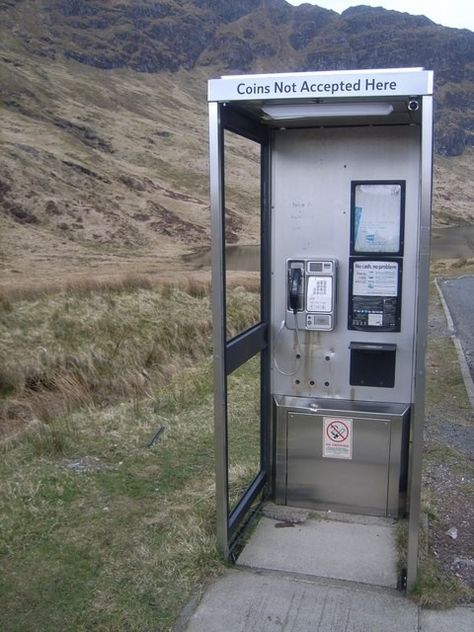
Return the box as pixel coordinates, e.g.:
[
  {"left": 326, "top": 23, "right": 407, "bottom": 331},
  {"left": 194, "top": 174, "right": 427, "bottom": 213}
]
[{"left": 323, "top": 417, "right": 353, "bottom": 459}]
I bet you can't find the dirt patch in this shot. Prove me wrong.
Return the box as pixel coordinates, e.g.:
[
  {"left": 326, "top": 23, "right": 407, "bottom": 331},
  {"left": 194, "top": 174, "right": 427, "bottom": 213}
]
[
  {"left": 0, "top": 178, "right": 39, "bottom": 224},
  {"left": 147, "top": 201, "right": 207, "bottom": 242},
  {"left": 0, "top": 401, "right": 37, "bottom": 445},
  {"left": 132, "top": 213, "right": 150, "bottom": 222},
  {"left": 45, "top": 200, "right": 62, "bottom": 215},
  {"left": 0, "top": 178, "right": 12, "bottom": 200},
  {"left": 224, "top": 207, "right": 243, "bottom": 244},
  {"left": 118, "top": 175, "right": 203, "bottom": 206},
  {"left": 154, "top": 182, "right": 202, "bottom": 204},
  {"left": 5, "top": 202, "right": 39, "bottom": 224},
  {"left": 52, "top": 116, "right": 113, "bottom": 153},
  {"left": 118, "top": 173, "right": 147, "bottom": 191},
  {"left": 62, "top": 160, "right": 111, "bottom": 183}
]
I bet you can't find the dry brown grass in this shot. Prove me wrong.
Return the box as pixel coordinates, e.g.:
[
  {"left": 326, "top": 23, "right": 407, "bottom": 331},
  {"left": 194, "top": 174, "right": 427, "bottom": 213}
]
[
  {"left": 431, "top": 256, "right": 474, "bottom": 275},
  {"left": 0, "top": 274, "right": 157, "bottom": 302},
  {"left": 433, "top": 149, "right": 474, "bottom": 226},
  {"left": 1, "top": 37, "right": 469, "bottom": 296},
  {"left": 0, "top": 277, "right": 260, "bottom": 444}
]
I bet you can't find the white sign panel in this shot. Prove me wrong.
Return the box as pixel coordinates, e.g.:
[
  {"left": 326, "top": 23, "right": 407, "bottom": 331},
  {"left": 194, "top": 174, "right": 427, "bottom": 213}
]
[
  {"left": 323, "top": 417, "right": 353, "bottom": 459},
  {"left": 306, "top": 276, "right": 332, "bottom": 313},
  {"left": 353, "top": 261, "right": 399, "bottom": 297},
  {"left": 209, "top": 69, "right": 433, "bottom": 102},
  {"left": 353, "top": 184, "right": 402, "bottom": 253}
]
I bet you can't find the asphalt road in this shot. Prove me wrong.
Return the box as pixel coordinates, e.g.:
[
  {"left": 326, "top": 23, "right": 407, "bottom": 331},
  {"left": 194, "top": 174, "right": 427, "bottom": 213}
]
[{"left": 439, "top": 275, "right": 474, "bottom": 379}]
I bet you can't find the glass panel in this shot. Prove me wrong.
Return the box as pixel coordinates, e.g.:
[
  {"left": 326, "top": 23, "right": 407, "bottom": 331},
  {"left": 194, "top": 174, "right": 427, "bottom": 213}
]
[
  {"left": 352, "top": 182, "right": 404, "bottom": 254},
  {"left": 224, "top": 130, "right": 261, "bottom": 340},
  {"left": 226, "top": 354, "right": 261, "bottom": 512}
]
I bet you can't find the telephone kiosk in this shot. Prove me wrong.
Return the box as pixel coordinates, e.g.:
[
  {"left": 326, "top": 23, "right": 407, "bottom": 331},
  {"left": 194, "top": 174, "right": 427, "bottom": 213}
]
[{"left": 209, "top": 68, "right": 433, "bottom": 589}]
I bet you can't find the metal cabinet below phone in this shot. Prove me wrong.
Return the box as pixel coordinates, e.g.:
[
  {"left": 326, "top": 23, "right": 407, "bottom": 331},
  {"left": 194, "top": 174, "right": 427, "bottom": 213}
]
[{"left": 274, "top": 397, "right": 410, "bottom": 518}]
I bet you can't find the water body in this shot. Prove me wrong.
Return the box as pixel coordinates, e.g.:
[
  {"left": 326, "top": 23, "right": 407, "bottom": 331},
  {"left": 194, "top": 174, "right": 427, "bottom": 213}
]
[
  {"left": 186, "top": 226, "right": 474, "bottom": 272},
  {"left": 185, "top": 244, "right": 261, "bottom": 271}
]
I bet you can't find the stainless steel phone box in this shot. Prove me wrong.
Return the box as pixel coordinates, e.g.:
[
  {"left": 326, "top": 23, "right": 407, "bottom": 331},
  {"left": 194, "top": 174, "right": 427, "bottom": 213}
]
[{"left": 208, "top": 68, "right": 433, "bottom": 589}]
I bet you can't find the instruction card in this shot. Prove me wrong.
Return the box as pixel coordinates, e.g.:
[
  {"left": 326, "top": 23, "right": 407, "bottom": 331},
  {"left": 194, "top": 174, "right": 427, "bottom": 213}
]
[
  {"left": 323, "top": 417, "right": 353, "bottom": 459},
  {"left": 352, "top": 260, "right": 398, "bottom": 297},
  {"left": 306, "top": 276, "right": 333, "bottom": 313}
]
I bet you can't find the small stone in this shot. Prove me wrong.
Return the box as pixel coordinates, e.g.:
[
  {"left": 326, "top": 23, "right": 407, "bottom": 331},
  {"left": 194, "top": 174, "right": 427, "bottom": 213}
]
[
  {"left": 446, "top": 526, "right": 458, "bottom": 539},
  {"left": 453, "top": 557, "right": 474, "bottom": 568},
  {"left": 61, "top": 455, "right": 114, "bottom": 473}
]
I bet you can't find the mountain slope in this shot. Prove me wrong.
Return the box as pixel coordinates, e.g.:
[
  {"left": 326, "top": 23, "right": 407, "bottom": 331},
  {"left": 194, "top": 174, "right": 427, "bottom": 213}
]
[
  {"left": 2, "top": 0, "right": 474, "bottom": 155},
  {"left": 0, "top": 1, "right": 473, "bottom": 289}
]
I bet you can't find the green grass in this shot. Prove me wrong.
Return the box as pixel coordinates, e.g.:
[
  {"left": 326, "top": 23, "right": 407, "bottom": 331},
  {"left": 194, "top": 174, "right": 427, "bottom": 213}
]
[
  {"left": 425, "top": 336, "right": 469, "bottom": 412},
  {"left": 0, "top": 354, "right": 263, "bottom": 631},
  {"left": 0, "top": 281, "right": 262, "bottom": 631}
]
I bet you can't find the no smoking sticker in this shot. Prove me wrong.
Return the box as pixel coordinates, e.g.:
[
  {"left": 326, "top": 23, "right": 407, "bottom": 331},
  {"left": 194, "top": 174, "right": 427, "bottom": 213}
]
[{"left": 323, "top": 417, "right": 353, "bottom": 459}]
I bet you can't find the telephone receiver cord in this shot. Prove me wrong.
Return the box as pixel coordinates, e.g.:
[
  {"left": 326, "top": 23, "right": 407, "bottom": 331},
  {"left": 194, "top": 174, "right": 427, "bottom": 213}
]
[{"left": 273, "top": 312, "right": 302, "bottom": 376}]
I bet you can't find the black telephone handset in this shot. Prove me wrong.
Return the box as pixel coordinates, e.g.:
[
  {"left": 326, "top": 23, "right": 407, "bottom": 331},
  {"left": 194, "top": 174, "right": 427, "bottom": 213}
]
[{"left": 289, "top": 267, "right": 303, "bottom": 313}]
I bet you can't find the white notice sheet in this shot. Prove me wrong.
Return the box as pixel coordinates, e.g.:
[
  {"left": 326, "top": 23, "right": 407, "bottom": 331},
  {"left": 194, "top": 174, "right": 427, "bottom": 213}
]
[{"left": 353, "top": 260, "right": 398, "bottom": 297}]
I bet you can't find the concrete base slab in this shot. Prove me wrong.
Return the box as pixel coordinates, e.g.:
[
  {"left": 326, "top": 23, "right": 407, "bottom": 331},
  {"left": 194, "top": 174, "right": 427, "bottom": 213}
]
[
  {"left": 237, "top": 514, "right": 398, "bottom": 588},
  {"left": 183, "top": 569, "right": 418, "bottom": 632}
]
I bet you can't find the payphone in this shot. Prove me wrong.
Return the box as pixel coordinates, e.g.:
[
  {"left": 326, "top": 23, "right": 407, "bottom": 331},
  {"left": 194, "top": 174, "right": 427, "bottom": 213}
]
[
  {"left": 209, "top": 68, "right": 433, "bottom": 589},
  {"left": 286, "top": 259, "right": 337, "bottom": 330}
]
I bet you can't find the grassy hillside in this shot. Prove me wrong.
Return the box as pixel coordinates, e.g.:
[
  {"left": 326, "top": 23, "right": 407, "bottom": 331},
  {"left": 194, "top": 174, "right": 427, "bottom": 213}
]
[
  {"left": 1, "top": 36, "right": 473, "bottom": 293},
  {"left": 0, "top": 42, "right": 263, "bottom": 292},
  {"left": 0, "top": 50, "right": 209, "bottom": 284}
]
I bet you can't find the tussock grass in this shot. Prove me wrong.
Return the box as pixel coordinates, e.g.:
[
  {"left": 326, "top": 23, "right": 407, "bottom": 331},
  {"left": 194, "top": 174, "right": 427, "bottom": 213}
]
[
  {"left": 0, "top": 280, "right": 260, "bottom": 434},
  {"left": 431, "top": 256, "right": 474, "bottom": 275},
  {"left": 227, "top": 356, "right": 261, "bottom": 509},
  {"left": 0, "top": 274, "right": 158, "bottom": 303}
]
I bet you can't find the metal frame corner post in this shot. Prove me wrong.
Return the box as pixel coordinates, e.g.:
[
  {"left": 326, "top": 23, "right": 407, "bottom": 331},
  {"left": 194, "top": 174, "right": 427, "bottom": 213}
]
[
  {"left": 260, "top": 139, "right": 272, "bottom": 491},
  {"left": 406, "top": 94, "right": 434, "bottom": 591},
  {"left": 209, "top": 102, "right": 229, "bottom": 557}
]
